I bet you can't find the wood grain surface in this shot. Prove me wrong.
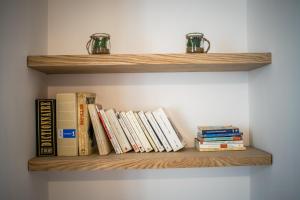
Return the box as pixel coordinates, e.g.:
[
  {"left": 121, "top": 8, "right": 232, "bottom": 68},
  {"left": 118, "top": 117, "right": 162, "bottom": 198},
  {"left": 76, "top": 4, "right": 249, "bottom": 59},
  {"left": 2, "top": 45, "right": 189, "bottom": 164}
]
[
  {"left": 28, "top": 147, "right": 272, "bottom": 171},
  {"left": 27, "top": 53, "right": 271, "bottom": 74}
]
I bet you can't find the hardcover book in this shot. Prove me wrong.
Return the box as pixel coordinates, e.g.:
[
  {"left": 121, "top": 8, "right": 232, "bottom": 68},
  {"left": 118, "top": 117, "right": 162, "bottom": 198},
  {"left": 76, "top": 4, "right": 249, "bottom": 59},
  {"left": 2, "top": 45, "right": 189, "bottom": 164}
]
[
  {"left": 77, "top": 92, "right": 96, "bottom": 155},
  {"left": 56, "top": 93, "right": 78, "bottom": 156},
  {"left": 35, "top": 99, "right": 57, "bottom": 156}
]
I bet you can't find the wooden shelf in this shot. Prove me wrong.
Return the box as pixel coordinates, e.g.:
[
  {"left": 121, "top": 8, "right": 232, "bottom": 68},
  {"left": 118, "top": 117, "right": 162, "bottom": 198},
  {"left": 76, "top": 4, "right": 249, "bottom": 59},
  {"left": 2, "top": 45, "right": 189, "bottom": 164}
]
[
  {"left": 28, "top": 147, "right": 272, "bottom": 171},
  {"left": 27, "top": 53, "right": 271, "bottom": 74}
]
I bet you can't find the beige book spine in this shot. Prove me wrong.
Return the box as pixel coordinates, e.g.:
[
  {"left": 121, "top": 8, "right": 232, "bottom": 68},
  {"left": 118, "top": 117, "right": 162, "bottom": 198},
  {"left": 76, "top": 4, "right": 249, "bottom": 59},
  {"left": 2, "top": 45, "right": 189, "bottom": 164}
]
[
  {"left": 88, "top": 104, "right": 112, "bottom": 155},
  {"left": 77, "top": 92, "right": 96, "bottom": 155},
  {"left": 56, "top": 93, "right": 78, "bottom": 156}
]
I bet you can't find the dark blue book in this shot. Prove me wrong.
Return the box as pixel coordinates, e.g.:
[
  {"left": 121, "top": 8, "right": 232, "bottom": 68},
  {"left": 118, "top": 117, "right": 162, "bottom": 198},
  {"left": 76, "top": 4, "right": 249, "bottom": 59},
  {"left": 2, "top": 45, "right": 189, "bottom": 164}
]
[{"left": 200, "top": 132, "right": 242, "bottom": 138}]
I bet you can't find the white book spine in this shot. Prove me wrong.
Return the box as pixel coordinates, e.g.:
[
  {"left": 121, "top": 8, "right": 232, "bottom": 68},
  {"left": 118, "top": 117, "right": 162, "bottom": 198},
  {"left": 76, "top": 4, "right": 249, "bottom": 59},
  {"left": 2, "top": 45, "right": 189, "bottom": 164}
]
[
  {"left": 120, "top": 112, "right": 145, "bottom": 152},
  {"left": 98, "top": 109, "right": 122, "bottom": 154},
  {"left": 88, "top": 104, "right": 111, "bottom": 155},
  {"left": 106, "top": 109, "right": 132, "bottom": 153},
  {"left": 117, "top": 113, "right": 139, "bottom": 153},
  {"left": 152, "top": 110, "right": 181, "bottom": 151},
  {"left": 145, "top": 112, "right": 172, "bottom": 152},
  {"left": 138, "top": 111, "right": 165, "bottom": 152},
  {"left": 126, "top": 111, "right": 153, "bottom": 152},
  {"left": 154, "top": 108, "right": 184, "bottom": 151},
  {"left": 134, "top": 112, "right": 158, "bottom": 152}
]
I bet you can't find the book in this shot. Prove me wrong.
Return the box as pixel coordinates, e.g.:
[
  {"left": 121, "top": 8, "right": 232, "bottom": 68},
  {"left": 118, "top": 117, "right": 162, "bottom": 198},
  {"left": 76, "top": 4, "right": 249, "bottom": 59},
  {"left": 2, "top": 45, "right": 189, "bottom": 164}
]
[
  {"left": 126, "top": 111, "right": 153, "bottom": 152},
  {"left": 35, "top": 99, "right": 57, "bottom": 156},
  {"left": 96, "top": 107, "right": 122, "bottom": 154},
  {"left": 195, "top": 146, "right": 246, "bottom": 152},
  {"left": 119, "top": 112, "right": 145, "bottom": 152},
  {"left": 195, "top": 139, "right": 244, "bottom": 149},
  {"left": 197, "top": 140, "right": 244, "bottom": 145},
  {"left": 117, "top": 112, "right": 140, "bottom": 152},
  {"left": 145, "top": 111, "right": 172, "bottom": 152},
  {"left": 137, "top": 111, "right": 165, "bottom": 152},
  {"left": 56, "top": 93, "right": 78, "bottom": 156},
  {"left": 88, "top": 104, "right": 112, "bottom": 155},
  {"left": 197, "top": 136, "right": 242, "bottom": 142},
  {"left": 106, "top": 109, "right": 132, "bottom": 153},
  {"left": 134, "top": 112, "right": 158, "bottom": 152},
  {"left": 199, "top": 132, "right": 242, "bottom": 138},
  {"left": 77, "top": 92, "right": 96, "bottom": 155},
  {"left": 152, "top": 108, "right": 184, "bottom": 151}
]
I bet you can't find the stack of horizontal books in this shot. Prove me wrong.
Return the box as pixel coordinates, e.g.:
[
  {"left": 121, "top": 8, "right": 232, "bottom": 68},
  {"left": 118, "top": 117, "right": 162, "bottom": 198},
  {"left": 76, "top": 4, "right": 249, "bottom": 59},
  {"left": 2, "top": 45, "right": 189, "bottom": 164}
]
[{"left": 195, "top": 126, "right": 246, "bottom": 151}]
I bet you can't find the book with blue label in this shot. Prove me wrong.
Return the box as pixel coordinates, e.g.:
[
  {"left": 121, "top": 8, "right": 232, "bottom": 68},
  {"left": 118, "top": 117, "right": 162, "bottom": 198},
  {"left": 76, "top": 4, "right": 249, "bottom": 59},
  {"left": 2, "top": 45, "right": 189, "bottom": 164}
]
[{"left": 56, "top": 93, "right": 78, "bottom": 156}]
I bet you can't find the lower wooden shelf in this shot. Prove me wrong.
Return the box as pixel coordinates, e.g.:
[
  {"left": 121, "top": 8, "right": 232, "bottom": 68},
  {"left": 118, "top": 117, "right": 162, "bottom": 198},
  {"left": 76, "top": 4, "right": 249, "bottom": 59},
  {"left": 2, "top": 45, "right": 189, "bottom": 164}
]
[{"left": 28, "top": 147, "right": 271, "bottom": 171}]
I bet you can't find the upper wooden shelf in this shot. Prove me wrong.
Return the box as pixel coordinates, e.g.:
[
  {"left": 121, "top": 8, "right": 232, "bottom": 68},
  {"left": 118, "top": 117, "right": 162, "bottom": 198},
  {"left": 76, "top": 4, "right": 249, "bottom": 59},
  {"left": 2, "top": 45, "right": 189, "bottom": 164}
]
[
  {"left": 27, "top": 53, "right": 271, "bottom": 74},
  {"left": 28, "top": 147, "right": 272, "bottom": 171}
]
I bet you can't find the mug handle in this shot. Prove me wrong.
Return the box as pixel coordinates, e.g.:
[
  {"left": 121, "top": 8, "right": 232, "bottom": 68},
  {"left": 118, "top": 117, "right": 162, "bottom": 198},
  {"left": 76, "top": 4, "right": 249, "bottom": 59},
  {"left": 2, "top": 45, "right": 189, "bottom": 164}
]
[
  {"left": 86, "top": 38, "right": 92, "bottom": 55},
  {"left": 203, "top": 37, "right": 210, "bottom": 53}
]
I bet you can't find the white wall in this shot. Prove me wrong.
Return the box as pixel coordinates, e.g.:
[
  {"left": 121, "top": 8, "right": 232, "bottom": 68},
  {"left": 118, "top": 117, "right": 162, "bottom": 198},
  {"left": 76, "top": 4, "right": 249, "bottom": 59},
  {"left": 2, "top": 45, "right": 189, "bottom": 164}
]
[
  {"left": 0, "top": 0, "right": 48, "bottom": 199},
  {"left": 248, "top": 0, "right": 300, "bottom": 199},
  {"left": 47, "top": 1, "right": 251, "bottom": 200}
]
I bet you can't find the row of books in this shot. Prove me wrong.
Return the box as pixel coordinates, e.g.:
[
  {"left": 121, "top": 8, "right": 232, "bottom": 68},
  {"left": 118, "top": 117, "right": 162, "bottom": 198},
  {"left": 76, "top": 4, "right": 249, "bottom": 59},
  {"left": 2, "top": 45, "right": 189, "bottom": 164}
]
[
  {"left": 195, "top": 126, "right": 246, "bottom": 151},
  {"left": 35, "top": 92, "right": 184, "bottom": 157}
]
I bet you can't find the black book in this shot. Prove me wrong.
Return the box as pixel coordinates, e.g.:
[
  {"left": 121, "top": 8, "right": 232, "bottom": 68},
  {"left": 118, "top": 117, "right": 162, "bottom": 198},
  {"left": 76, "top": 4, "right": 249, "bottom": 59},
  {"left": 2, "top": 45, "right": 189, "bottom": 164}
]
[{"left": 35, "top": 99, "right": 57, "bottom": 156}]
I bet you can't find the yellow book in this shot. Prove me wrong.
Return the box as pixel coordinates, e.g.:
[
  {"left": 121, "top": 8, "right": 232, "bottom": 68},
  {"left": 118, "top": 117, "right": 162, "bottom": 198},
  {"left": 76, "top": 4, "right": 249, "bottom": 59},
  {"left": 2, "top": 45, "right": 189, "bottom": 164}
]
[
  {"left": 56, "top": 93, "right": 78, "bottom": 156},
  {"left": 77, "top": 92, "right": 96, "bottom": 156}
]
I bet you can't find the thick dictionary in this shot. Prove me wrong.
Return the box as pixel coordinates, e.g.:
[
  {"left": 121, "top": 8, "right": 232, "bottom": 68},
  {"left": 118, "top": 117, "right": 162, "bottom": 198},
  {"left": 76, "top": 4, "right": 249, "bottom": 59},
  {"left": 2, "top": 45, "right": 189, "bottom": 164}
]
[{"left": 36, "top": 99, "right": 57, "bottom": 156}]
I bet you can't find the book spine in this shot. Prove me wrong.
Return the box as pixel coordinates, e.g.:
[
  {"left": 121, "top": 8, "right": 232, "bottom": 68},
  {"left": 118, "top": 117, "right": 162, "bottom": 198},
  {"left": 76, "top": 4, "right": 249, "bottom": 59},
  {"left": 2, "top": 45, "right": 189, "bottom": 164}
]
[
  {"left": 154, "top": 108, "right": 184, "bottom": 151},
  {"left": 198, "top": 140, "right": 244, "bottom": 145},
  {"left": 200, "top": 128, "right": 240, "bottom": 135},
  {"left": 56, "top": 93, "right": 78, "bottom": 156},
  {"left": 134, "top": 112, "right": 158, "bottom": 152},
  {"left": 126, "top": 111, "right": 153, "bottom": 152},
  {"left": 138, "top": 111, "right": 165, "bottom": 152},
  {"left": 145, "top": 112, "right": 172, "bottom": 152},
  {"left": 197, "top": 143, "right": 244, "bottom": 149},
  {"left": 117, "top": 113, "right": 139, "bottom": 152},
  {"left": 77, "top": 92, "right": 96, "bottom": 155},
  {"left": 196, "top": 146, "right": 246, "bottom": 152},
  {"left": 106, "top": 109, "right": 132, "bottom": 153},
  {"left": 197, "top": 136, "right": 242, "bottom": 141},
  {"left": 98, "top": 108, "right": 122, "bottom": 154},
  {"left": 120, "top": 112, "right": 145, "bottom": 152},
  {"left": 200, "top": 132, "right": 242, "bottom": 138},
  {"left": 88, "top": 104, "right": 111, "bottom": 155},
  {"left": 36, "top": 99, "right": 57, "bottom": 156}
]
